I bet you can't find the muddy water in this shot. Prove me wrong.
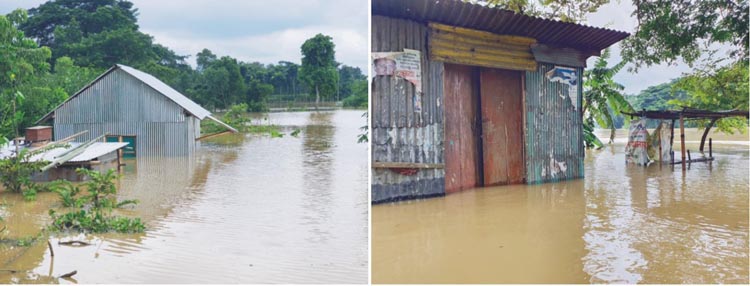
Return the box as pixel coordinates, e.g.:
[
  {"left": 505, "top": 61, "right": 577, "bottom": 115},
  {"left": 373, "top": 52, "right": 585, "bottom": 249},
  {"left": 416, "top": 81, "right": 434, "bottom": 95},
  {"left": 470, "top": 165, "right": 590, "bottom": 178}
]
[
  {"left": 0, "top": 110, "right": 368, "bottom": 284},
  {"left": 372, "top": 128, "right": 749, "bottom": 284}
]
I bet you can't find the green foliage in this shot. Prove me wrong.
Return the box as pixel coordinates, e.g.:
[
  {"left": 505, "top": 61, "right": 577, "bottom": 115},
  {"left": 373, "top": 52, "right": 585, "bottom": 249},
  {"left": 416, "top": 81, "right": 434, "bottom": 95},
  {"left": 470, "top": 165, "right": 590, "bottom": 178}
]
[
  {"left": 338, "top": 65, "right": 367, "bottom": 100},
  {"left": 670, "top": 60, "right": 749, "bottom": 134},
  {"left": 0, "top": 145, "right": 65, "bottom": 194},
  {"left": 476, "top": 0, "right": 610, "bottom": 23},
  {"left": 582, "top": 49, "right": 634, "bottom": 146},
  {"left": 299, "top": 34, "right": 339, "bottom": 105},
  {"left": 342, "top": 79, "right": 368, "bottom": 108},
  {"left": 629, "top": 79, "right": 689, "bottom": 111},
  {"left": 622, "top": 0, "right": 748, "bottom": 70},
  {"left": 49, "top": 168, "right": 144, "bottom": 233},
  {"left": 358, "top": 112, "right": 369, "bottom": 144},
  {"left": 0, "top": 10, "right": 52, "bottom": 141}
]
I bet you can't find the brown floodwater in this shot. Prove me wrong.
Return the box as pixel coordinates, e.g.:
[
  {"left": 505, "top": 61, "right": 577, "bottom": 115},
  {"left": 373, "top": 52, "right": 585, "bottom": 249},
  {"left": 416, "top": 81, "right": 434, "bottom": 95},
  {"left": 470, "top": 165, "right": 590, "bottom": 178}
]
[
  {"left": 372, "top": 128, "right": 749, "bottom": 284},
  {"left": 0, "top": 110, "right": 368, "bottom": 284}
]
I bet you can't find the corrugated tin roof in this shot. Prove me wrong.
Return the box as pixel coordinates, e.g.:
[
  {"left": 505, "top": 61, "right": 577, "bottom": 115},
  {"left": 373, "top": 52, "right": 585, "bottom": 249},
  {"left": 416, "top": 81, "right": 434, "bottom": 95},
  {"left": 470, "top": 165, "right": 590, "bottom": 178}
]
[
  {"left": 116, "top": 64, "right": 211, "bottom": 119},
  {"left": 372, "top": 0, "right": 629, "bottom": 52},
  {"left": 68, "top": 142, "right": 128, "bottom": 162},
  {"left": 28, "top": 142, "right": 128, "bottom": 163},
  {"left": 1, "top": 142, "right": 127, "bottom": 163},
  {"left": 37, "top": 64, "right": 211, "bottom": 123}
]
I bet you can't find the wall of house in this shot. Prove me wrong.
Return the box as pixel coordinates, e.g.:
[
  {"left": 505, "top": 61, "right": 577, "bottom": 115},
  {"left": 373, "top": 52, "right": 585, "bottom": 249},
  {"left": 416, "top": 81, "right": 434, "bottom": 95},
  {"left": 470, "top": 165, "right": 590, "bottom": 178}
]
[
  {"left": 371, "top": 15, "right": 446, "bottom": 203},
  {"left": 524, "top": 63, "right": 584, "bottom": 183},
  {"left": 53, "top": 69, "right": 197, "bottom": 156}
]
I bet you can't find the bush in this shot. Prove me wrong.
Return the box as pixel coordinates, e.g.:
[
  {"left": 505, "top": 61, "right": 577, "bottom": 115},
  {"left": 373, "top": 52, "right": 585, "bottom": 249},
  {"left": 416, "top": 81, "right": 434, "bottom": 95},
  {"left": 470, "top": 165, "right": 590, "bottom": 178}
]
[{"left": 49, "top": 168, "right": 144, "bottom": 233}]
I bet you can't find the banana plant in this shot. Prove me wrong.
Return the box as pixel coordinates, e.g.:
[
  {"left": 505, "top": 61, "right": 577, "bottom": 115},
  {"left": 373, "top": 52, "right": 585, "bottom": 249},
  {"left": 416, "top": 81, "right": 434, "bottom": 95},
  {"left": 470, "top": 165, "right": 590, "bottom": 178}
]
[{"left": 582, "top": 49, "right": 634, "bottom": 146}]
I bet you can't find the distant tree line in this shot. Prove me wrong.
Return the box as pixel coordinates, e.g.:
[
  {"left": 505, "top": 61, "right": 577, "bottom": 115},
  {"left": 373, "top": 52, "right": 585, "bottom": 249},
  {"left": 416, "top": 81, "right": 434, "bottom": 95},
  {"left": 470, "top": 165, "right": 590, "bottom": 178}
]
[{"left": 1, "top": 0, "right": 366, "bottom": 142}]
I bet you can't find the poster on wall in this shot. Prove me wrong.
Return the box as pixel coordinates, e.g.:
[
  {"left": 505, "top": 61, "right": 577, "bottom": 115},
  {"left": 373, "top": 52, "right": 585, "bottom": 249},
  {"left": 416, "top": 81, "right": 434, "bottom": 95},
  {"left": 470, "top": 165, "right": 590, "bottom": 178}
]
[
  {"left": 545, "top": 66, "right": 579, "bottom": 110},
  {"left": 372, "top": 49, "right": 423, "bottom": 114}
]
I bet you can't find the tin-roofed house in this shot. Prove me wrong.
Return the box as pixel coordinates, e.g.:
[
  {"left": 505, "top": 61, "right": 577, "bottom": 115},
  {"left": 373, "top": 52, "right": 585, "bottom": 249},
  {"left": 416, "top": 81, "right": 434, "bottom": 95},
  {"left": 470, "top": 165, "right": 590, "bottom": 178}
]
[
  {"left": 38, "top": 64, "right": 235, "bottom": 157},
  {"left": 371, "top": 0, "right": 630, "bottom": 203}
]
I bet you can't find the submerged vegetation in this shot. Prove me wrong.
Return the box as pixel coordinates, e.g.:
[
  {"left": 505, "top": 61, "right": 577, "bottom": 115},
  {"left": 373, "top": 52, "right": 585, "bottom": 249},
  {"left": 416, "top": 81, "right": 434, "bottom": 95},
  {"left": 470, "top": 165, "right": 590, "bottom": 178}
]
[
  {"left": 201, "top": 103, "right": 286, "bottom": 138},
  {"left": 49, "top": 168, "right": 144, "bottom": 233}
]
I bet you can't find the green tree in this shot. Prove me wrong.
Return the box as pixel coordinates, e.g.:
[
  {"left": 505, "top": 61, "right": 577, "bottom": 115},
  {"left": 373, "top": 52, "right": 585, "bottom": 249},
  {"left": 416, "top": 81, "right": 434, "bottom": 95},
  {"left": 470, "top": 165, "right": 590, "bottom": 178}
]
[
  {"left": 622, "top": 0, "right": 748, "bottom": 70},
  {"left": 338, "top": 65, "right": 366, "bottom": 100},
  {"left": 0, "top": 10, "right": 52, "bottom": 144},
  {"left": 582, "top": 49, "right": 634, "bottom": 146},
  {"left": 670, "top": 60, "right": 749, "bottom": 134},
  {"left": 299, "top": 34, "right": 339, "bottom": 108},
  {"left": 476, "top": 0, "right": 611, "bottom": 23}
]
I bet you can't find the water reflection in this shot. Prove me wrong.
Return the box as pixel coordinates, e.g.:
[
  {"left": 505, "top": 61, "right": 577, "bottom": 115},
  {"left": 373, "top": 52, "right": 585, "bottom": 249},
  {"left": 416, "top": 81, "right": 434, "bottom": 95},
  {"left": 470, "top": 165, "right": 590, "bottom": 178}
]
[
  {"left": 373, "top": 133, "right": 748, "bottom": 284},
  {"left": 1, "top": 110, "right": 368, "bottom": 284},
  {"left": 302, "top": 112, "right": 335, "bottom": 244}
]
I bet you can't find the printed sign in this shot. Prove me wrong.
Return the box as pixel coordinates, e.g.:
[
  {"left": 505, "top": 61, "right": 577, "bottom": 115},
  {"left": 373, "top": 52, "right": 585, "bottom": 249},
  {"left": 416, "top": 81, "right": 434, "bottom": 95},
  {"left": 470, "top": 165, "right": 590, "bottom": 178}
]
[
  {"left": 372, "top": 49, "right": 422, "bottom": 94},
  {"left": 546, "top": 66, "right": 579, "bottom": 110}
]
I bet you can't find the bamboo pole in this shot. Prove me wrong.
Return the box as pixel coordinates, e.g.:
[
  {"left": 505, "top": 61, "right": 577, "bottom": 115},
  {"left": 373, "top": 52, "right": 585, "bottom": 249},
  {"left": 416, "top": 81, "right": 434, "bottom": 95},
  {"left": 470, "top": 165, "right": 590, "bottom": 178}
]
[{"left": 680, "top": 114, "right": 686, "bottom": 170}]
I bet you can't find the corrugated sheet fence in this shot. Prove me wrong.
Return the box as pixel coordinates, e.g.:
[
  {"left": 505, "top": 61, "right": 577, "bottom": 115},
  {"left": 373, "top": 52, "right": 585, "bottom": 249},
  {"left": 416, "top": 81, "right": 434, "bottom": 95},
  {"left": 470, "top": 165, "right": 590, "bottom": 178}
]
[
  {"left": 524, "top": 63, "right": 584, "bottom": 184},
  {"left": 371, "top": 15, "right": 445, "bottom": 203}
]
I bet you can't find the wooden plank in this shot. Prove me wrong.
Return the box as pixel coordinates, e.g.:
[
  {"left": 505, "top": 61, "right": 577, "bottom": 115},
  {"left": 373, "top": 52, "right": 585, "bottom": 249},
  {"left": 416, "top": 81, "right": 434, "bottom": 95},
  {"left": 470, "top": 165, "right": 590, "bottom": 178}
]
[
  {"left": 196, "top": 130, "right": 233, "bottom": 141},
  {"left": 372, "top": 162, "right": 445, "bottom": 169},
  {"left": 431, "top": 54, "right": 536, "bottom": 71},
  {"left": 480, "top": 68, "right": 525, "bottom": 185},
  {"left": 680, "top": 114, "right": 686, "bottom": 171},
  {"left": 429, "top": 22, "right": 537, "bottom": 45},
  {"left": 444, "top": 63, "right": 478, "bottom": 193},
  {"left": 428, "top": 22, "right": 537, "bottom": 72},
  {"left": 431, "top": 38, "right": 536, "bottom": 59}
]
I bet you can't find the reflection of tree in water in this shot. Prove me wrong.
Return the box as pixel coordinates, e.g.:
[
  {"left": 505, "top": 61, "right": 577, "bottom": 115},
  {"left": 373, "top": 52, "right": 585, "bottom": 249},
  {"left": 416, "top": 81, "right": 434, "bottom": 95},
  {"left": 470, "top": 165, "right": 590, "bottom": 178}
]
[{"left": 301, "top": 112, "right": 336, "bottom": 244}]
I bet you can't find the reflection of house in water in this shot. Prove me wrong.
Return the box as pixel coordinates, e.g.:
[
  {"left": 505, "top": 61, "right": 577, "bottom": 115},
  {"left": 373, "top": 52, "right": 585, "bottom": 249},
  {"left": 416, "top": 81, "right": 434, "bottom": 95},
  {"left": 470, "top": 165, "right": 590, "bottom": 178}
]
[
  {"left": 371, "top": 0, "right": 629, "bottom": 203},
  {"left": 37, "top": 64, "right": 235, "bottom": 157}
]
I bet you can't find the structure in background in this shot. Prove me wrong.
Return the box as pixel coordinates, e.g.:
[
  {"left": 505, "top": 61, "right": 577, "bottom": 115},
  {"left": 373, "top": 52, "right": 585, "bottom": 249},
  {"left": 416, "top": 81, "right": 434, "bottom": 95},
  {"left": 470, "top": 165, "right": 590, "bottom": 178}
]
[
  {"left": 371, "top": 0, "right": 629, "bottom": 203},
  {"left": 623, "top": 108, "right": 750, "bottom": 169},
  {"left": 0, "top": 128, "right": 127, "bottom": 182},
  {"left": 37, "top": 64, "right": 236, "bottom": 157}
]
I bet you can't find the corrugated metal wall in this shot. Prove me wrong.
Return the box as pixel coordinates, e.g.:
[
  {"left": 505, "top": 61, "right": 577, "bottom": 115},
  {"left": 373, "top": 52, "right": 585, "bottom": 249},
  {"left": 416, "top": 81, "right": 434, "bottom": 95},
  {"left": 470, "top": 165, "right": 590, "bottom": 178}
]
[
  {"left": 54, "top": 69, "right": 196, "bottom": 156},
  {"left": 371, "top": 15, "right": 445, "bottom": 203},
  {"left": 524, "top": 63, "right": 584, "bottom": 184}
]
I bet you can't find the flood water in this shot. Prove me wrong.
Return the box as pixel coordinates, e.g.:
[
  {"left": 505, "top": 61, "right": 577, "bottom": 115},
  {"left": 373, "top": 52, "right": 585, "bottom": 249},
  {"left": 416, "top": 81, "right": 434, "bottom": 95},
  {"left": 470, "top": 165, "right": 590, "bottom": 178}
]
[
  {"left": 373, "top": 128, "right": 749, "bottom": 284},
  {"left": 0, "top": 110, "right": 368, "bottom": 284}
]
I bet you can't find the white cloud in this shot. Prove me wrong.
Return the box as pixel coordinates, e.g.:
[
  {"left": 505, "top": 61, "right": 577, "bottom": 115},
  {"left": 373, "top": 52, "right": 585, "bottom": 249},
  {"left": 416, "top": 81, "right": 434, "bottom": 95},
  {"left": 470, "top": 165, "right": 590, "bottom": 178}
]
[
  {"left": 1, "top": 0, "right": 368, "bottom": 71},
  {"left": 145, "top": 25, "right": 367, "bottom": 70},
  {"left": 131, "top": 0, "right": 368, "bottom": 70}
]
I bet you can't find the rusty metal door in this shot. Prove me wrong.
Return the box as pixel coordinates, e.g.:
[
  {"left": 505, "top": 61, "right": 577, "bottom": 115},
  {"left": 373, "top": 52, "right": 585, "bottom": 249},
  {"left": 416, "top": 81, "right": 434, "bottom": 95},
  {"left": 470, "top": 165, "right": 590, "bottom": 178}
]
[
  {"left": 444, "top": 64, "right": 480, "bottom": 193},
  {"left": 480, "top": 68, "right": 525, "bottom": 185}
]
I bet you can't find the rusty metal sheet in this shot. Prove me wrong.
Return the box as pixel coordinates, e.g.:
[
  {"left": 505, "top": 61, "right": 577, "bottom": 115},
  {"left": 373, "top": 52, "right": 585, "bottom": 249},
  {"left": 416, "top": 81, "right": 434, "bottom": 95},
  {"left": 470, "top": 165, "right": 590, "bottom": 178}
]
[
  {"left": 480, "top": 68, "right": 525, "bottom": 185},
  {"left": 444, "top": 63, "right": 479, "bottom": 193}
]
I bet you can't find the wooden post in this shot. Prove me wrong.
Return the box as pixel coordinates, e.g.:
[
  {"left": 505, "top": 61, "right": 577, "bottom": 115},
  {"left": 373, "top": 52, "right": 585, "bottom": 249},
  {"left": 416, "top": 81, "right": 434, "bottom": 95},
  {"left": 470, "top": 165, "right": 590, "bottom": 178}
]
[
  {"left": 699, "top": 118, "right": 718, "bottom": 152},
  {"left": 687, "top": 149, "right": 691, "bottom": 162},
  {"left": 709, "top": 138, "right": 713, "bottom": 158},
  {"left": 671, "top": 150, "right": 675, "bottom": 165},
  {"left": 658, "top": 133, "right": 663, "bottom": 167},
  {"left": 680, "top": 114, "right": 686, "bottom": 170}
]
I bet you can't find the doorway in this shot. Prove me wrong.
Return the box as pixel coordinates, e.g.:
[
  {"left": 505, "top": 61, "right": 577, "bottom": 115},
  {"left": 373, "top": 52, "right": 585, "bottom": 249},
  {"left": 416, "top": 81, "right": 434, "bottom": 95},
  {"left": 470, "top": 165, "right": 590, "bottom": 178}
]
[
  {"left": 444, "top": 64, "right": 525, "bottom": 193},
  {"left": 106, "top": 135, "right": 137, "bottom": 158}
]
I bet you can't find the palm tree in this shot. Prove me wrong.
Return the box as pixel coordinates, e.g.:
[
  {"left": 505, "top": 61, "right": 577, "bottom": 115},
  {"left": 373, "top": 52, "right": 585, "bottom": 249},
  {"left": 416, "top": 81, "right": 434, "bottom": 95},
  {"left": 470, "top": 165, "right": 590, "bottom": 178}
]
[{"left": 582, "top": 49, "right": 634, "bottom": 147}]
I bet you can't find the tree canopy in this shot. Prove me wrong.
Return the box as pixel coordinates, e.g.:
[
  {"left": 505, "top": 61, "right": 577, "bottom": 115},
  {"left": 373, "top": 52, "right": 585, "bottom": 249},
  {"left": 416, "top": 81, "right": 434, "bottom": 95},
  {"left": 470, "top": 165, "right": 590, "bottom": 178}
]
[
  {"left": 299, "top": 33, "right": 339, "bottom": 106},
  {"left": 0, "top": 0, "right": 364, "bottom": 142}
]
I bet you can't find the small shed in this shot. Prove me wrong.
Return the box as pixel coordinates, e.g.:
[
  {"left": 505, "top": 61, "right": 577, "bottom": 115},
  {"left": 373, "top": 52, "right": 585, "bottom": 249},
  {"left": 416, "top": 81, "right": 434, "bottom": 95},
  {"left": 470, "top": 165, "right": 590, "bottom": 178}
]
[
  {"left": 371, "top": 0, "right": 629, "bottom": 203},
  {"left": 37, "top": 64, "right": 235, "bottom": 157}
]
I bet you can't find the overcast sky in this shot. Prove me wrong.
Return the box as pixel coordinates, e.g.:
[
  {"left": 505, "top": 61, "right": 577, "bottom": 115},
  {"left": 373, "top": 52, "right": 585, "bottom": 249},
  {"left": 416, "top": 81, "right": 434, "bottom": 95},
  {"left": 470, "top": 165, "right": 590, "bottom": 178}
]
[
  {"left": 0, "top": 0, "right": 369, "bottom": 71},
  {"left": 583, "top": 1, "right": 722, "bottom": 95},
  {"left": 2, "top": 0, "right": 727, "bottom": 95}
]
